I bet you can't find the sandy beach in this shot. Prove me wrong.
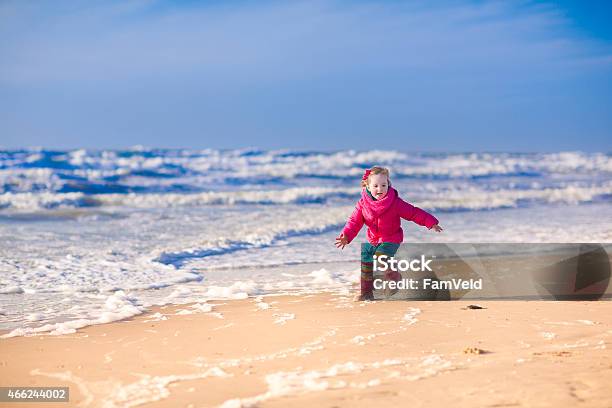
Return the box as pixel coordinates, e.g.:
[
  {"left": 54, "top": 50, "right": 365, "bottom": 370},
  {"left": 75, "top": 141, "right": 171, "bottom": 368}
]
[
  {"left": 1, "top": 292, "right": 611, "bottom": 407},
  {"left": 3, "top": 0, "right": 612, "bottom": 406}
]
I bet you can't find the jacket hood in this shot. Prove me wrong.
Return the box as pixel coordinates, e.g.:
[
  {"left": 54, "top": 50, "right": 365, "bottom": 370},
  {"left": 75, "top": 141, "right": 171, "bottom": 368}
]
[{"left": 361, "top": 187, "right": 397, "bottom": 216}]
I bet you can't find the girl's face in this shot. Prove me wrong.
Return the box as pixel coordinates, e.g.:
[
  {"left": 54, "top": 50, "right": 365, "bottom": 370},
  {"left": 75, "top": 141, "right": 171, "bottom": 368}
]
[{"left": 368, "top": 173, "right": 389, "bottom": 199}]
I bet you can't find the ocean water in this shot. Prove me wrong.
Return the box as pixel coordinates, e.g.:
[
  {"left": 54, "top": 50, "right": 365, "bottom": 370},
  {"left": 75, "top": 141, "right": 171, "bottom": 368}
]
[{"left": 1, "top": 148, "right": 611, "bottom": 337}]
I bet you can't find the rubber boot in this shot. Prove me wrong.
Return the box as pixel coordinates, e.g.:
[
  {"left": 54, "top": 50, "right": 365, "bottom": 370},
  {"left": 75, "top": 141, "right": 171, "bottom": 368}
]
[
  {"left": 383, "top": 270, "right": 402, "bottom": 298},
  {"left": 357, "top": 270, "right": 375, "bottom": 301}
]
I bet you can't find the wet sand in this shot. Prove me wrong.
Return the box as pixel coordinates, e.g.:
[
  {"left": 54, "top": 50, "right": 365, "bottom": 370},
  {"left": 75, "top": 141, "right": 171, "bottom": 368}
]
[{"left": 1, "top": 293, "right": 611, "bottom": 407}]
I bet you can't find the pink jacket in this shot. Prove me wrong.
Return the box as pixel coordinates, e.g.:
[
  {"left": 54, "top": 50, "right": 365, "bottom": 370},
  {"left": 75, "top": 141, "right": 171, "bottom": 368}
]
[{"left": 341, "top": 187, "right": 438, "bottom": 245}]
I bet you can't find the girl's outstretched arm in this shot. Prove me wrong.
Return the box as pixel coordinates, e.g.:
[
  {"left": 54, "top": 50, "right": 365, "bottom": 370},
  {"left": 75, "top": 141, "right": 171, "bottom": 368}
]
[
  {"left": 396, "top": 198, "right": 439, "bottom": 229},
  {"left": 340, "top": 203, "right": 365, "bottom": 244},
  {"left": 335, "top": 235, "right": 349, "bottom": 249}
]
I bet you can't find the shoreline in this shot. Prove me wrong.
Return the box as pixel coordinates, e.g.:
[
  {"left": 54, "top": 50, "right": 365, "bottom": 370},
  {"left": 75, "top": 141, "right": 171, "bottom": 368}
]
[{"left": 1, "top": 292, "right": 611, "bottom": 407}]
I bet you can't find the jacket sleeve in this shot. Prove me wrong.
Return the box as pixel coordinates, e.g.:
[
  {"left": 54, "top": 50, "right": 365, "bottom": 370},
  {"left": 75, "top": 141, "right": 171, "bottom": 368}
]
[
  {"left": 341, "top": 203, "right": 365, "bottom": 243},
  {"left": 396, "top": 198, "right": 438, "bottom": 229}
]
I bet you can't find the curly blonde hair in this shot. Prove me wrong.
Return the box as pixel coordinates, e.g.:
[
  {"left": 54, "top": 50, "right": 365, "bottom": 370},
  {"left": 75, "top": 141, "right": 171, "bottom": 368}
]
[{"left": 361, "top": 166, "right": 391, "bottom": 188}]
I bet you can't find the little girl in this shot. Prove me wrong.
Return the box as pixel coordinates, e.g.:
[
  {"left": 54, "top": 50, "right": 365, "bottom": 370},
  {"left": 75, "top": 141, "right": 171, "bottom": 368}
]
[{"left": 335, "top": 166, "right": 443, "bottom": 301}]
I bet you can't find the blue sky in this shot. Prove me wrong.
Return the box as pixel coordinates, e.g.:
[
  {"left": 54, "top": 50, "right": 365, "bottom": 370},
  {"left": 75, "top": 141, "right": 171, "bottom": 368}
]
[{"left": 0, "top": 0, "right": 611, "bottom": 152}]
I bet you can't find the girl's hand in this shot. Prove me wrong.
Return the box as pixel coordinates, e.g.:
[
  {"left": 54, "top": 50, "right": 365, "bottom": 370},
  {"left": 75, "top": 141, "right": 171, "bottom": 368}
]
[
  {"left": 431, "top": 224, "right": 443, "bottom": 233},
  {"left": 335, "top": 234, "right": 349, "bottom": 249}
]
